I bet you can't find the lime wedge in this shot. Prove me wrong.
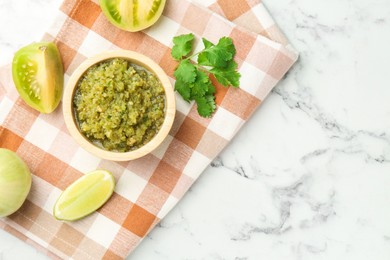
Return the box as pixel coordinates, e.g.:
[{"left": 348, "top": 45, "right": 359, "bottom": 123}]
[{"left": 53, "top": 170, "right": 115, "bottom": 221}]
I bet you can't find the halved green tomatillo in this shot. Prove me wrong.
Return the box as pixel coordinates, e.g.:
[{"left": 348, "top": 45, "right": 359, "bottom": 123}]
[
  {"left": 99, "top": 0, "right": 166, "bottom": 32},
  {"left": 12, "top": 42, "right": 64, "bottom": 114}
]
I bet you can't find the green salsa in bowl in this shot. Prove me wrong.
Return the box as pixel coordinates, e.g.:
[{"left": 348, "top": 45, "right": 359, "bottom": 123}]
[{"left": 63, "top": 51, "right": 176, "bottom": 161}]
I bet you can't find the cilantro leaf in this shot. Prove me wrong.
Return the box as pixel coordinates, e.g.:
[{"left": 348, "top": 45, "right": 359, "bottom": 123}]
[
  {"left": 190, "top": 70, "right": 212, "bottom": 98},
  {"left": 206, "top": 84, "right": 216, "bottom": 95},
  {"left": 171, "top": 33, "right": 195, "bottom": 60},
  {"left": 174, "top": 59, "right": 197, "bottom": 83},
  {"left": 216, "top": 37, "right": 236, "bottom": 57},
  {"left": 210, "top": 60, "right": 241, "bottom": 87},
  {"left": 174, "top": 79, "right": 191, "bottom": 102},
  {"left": 195, "top": 95, "right": 216, "bottom": 117},
  {"left": 202, "top": 38, "right": 214, "bottom": 49},
  {"left": 197, "top": 37, "right": 236, "bottom": 68},
  {"left": 171, "top": 34, "right": 240, "bottom": 118}
]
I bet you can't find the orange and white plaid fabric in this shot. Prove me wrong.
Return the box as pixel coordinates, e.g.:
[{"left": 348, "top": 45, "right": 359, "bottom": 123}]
[{"left": 0, "top": 0, "right": 298, "bottom": 259}]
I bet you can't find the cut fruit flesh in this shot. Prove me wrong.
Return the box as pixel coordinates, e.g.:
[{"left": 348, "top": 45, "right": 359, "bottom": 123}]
[
  {"left": 99, "top": 0, "right": 166, "bottom": 32},
  {"left": 12, "top": 42, "right": 63, "bottom": 113},
  {"left": 53, "top": 170, "right": 115, "bottom": 221}
]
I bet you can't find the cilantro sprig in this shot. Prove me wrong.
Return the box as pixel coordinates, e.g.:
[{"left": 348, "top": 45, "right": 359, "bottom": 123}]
[{"left": 171, "top": 33, "right": 241, "bottom": 117}]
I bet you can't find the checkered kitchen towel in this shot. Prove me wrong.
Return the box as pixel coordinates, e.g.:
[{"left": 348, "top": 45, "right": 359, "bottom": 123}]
[{"left": 0, "top": 0, "right": 298, "bottom": 259}]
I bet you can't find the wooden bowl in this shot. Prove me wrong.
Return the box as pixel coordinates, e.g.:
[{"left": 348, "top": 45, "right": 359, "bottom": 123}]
[{"left": 63, "top": 50, "right": 176, "bottom": 161}]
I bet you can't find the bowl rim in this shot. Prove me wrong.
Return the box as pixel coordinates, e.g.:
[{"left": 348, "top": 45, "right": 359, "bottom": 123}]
[{"left": 63, "top": 50, "right": 176, "bottom": 161}]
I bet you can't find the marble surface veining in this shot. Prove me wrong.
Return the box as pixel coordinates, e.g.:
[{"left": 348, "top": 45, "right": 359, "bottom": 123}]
[{"left": 1, "top": 0, "right": 390, "bottom": 259}]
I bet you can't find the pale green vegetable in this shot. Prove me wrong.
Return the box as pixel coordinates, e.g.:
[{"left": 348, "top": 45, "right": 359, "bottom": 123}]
[{"left": 0, "top": 148, "right": 32, "bottom": 217}]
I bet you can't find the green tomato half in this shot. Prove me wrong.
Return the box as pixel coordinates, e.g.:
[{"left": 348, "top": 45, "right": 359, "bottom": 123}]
[
  {"left": 0, "top": 148, "right": 32, "bottom": 218},
  {"left": 99, "top": 0, "right": 166, "bottom": 32},
  {"left": 12, "top": 42, "right": 64, "bottom": 114}
]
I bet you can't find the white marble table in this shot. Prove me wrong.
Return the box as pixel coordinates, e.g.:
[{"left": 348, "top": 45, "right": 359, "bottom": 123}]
[{"left": 1, "top": 0, "right": 390, "bottom": 259}]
